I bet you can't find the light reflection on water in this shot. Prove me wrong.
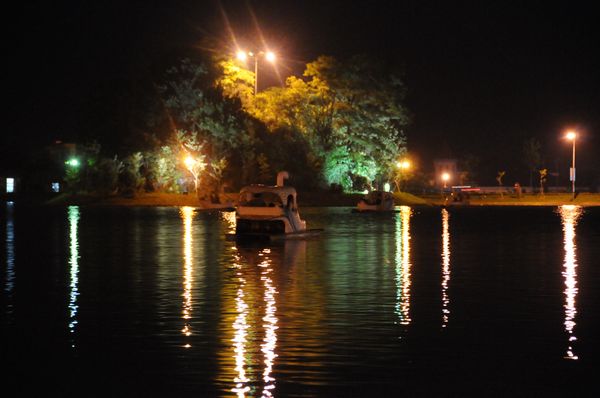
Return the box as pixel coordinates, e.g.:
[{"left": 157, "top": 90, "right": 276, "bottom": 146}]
[
  {"left": 68, "top": 206, "right": 80, "bottom": 345},
  {"left": 227, "top": 244, "right": 284, "bottom": 397},
  {"left": 3, "top": 205, "right": 599, "bottom": 395},
  {"left": 222, "top": 210, "right": 237, "bottom": 234},
  {"left": 394, "top": 206, "right": 412, "bottom": 327},
  {"left": 558, "top": 205, "right": 583, "bottom": 360},
  {"left": 180, "top": 207, "right": 194, "bottom": 347},
  {"left": 5, "top": 202, "right": 15, "bottom": 311},
  {"left": 441, "top": 208, "right": 451, "bottom": 327}
]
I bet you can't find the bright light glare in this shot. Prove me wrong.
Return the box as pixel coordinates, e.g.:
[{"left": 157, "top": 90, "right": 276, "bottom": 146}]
[
  {"left": 397, "top": 160, "right": 410, "bottom": 169},
  {"left": 184, "top": 156, "right": 196, "bottom": 169},
  {"left": 265, "top": 51, "right": 276, "bottom": 62},
  {"left": 236, "top": 51, "right": 248, "bottom": 61},
  {"left": 384, "top": 182, "right": 391, "bottom": 192},
  {"left": 566, "top": 131, "right": 576, "bottom": 140},
  {"left": 66, "top": 158, "right": 80, "bottom": 167},
  {"left": 6, "top": 178, "right": 14, "bottom": 193},
  {"left": 441, "top": 172, "right": 450, "bottom": 181},
  {"left": 559, "top": 205, "right": 583, "bottom": 360}
]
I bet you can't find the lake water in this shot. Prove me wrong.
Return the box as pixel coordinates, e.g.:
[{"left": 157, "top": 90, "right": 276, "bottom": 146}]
[{"left": 1, "top": 204, "right": 599, "bottom": 397}]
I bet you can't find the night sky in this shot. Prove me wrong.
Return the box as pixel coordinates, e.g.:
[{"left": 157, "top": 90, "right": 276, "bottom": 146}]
[{"left": 5, "top": 1, "right": 599, "bottom": 184}]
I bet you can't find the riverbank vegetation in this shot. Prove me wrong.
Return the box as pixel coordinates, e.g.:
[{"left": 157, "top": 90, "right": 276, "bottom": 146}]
[{"left": 53, "top": 52, "right": 409, "bottom": 200}]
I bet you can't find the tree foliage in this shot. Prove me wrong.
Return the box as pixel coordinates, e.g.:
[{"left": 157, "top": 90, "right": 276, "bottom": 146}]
[
  {"left": 64, "top": 54, "right": 411, "bottom": 196},
  {"left": 248, "top": 55, "right": 410, "bottom": 190}
]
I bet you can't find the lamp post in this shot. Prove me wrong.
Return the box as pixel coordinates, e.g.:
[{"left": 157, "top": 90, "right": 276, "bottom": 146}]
[
  {"left": 395, "top": 160, "right": 411, "bottom": 192},
  {"left": 566, "top": 131, "right": 576, "bottom": 199},
  {"left": 236, "top": 50, "right": 276, "bottom": 95}
]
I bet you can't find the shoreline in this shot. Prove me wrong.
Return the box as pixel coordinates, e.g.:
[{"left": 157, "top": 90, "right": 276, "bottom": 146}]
[{"left": 4, "top": 192, "right": 600, "bottom": 208}]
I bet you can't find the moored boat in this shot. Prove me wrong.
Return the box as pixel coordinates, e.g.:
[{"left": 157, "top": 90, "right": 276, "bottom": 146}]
[
  {"left": 353, "top": 190, "right": 397, "bottom": 212},
  {"left": 232, "top": 172, "right": 323, "bottom": 240},
  {"left": 198, "top": 193, "right": 235, "bottom": 211}
]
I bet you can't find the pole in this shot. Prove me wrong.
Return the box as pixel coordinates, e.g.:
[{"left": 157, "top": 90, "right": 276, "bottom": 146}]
[
  {"left": 572, "top": 138, "right": 576, "bottom": 199},
  {"left": 254, "top": 55, "right": 258, "bottom": 95}
]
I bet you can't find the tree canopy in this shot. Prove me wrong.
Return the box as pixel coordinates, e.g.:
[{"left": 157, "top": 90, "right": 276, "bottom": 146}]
[{"left": 238, "top": 55, "right": 410, "bottom": 190}]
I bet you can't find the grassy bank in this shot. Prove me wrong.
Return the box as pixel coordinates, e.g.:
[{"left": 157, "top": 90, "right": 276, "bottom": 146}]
[
  {"left": 42, "top": 190, "right": 431, "bottom": 207},
  {"left": 40, "top": 191, "right": 600, "bottom": 208},
  {"left": 426, "top": 192, "right": 600, "bottom": 207}
]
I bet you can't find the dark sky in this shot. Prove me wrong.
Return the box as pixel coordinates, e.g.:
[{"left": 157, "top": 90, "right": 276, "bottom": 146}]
[{"left": 5, "top": 0, "right": 599, "bottom": 183}]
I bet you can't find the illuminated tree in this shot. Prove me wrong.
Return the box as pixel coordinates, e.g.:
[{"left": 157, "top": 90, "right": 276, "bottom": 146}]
[
  {"left": 217, "top": 59, "right": 255, "bottom": 110},
  {"left": 250, "top": 55, "right": 410, "bottom": 190},
  {"left": 159, "top": 58, "right": 255, "bottom": 192}
]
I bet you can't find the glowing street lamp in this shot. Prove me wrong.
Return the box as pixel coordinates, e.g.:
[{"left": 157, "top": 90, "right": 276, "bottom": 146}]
[
  {"left": 65, "top": 158, "right": 80, "bottom": 168},
  {"left": 396, "top": 160, "right": 411, "bottom": 170},
  {"left": 394, "top": 159, "right": 412, "bottom": 192},
  {"left": 441, "top": 172, "right": 450, "bottom": 189},
  {"left": 565, "top": 131, "right": 577, "bottom": 199},
  {"left": 236, "top": 49, "right": 276, "bottom": 94},
  {"left": 184, "top": 155, "right": 196, "bottom": 170}
]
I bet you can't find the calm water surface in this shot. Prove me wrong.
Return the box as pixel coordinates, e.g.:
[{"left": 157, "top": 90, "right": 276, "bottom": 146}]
[{"left": 1, "top": 204, "right": 600, "bottom": 397}]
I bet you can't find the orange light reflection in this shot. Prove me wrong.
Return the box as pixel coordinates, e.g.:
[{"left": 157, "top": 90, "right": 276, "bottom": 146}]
[
  {"left": 395, "top": 206, "right": 412, "bottom": 326},
  {"left": 180, "top": 207, "right": 194, "bottom": 346},
  {"left": 441, "top": 208, "right": 451, "bottom": 327},
  {"left": 559, "top": 205, "right": 583, "bottom": 360}
]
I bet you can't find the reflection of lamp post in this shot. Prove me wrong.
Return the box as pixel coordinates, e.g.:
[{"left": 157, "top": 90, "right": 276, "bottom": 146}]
[
  {"left": 237, "top": 50, "right": 276, "bottom": 95},
  {"left": 566, "top": 131, "right": 577, "bottom": 200}
]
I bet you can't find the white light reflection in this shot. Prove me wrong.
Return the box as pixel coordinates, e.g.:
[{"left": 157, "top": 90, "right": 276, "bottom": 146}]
[
  {"left": 230, "top": 246, "right": 280, "bottom": 397},
  {"left": 232, "top": 257, "right": 250, "bottom": 397},
  {"left": 259, "top": 249, "right": 278, "bottom": 397},
  {"left": 222, "top": 211, "right": 237, "bottom": 235},
  {"left": 180, "top": 207, "right": 194, "bottom": 347},
  {"left": 68, "top": 206, "right": 80, "bottom": 345},
  {"left": 5, "top": 202, "right": 15, "bottom": 313},
  {"left": 441, "top": 208, "right": 451, "bottom": 327},
  {"left": 559, "top": 205, "right": 583, "bottom": 360},
  {"left": 395, "top": 206, "right": 412, "bottom": 326}
]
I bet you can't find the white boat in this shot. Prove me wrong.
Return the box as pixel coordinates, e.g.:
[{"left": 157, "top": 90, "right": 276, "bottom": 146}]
[
  {"left": 233, "top": 171, "right": 322, "bottom": 240},
  {"left": 353, "top": 191, "right": 396, "bottom": 212}
]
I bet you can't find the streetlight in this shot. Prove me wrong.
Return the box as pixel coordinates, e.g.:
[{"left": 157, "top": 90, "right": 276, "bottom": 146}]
[
  {"left": 441, "top": 172, "right": 450, "bottom": 189},
  {"left": 236, "top": 50, "right": 276, "bottom": 94},
  {"left": 566, "top": 131, "right": 577, "bottom": 199},
  {"left": 65, "top": 158, "right": 80, "bottom": 168},
  {"left": 396, "top": 160, "right": 411, "bottom": 170},
  {"left": 395, "top": 159, "right": 411, "bottom": 192}
]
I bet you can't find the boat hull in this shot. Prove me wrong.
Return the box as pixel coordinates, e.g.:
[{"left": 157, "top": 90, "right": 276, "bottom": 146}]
[{"left": 227, "top": 229, "right": 324, "bottom": 242}]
